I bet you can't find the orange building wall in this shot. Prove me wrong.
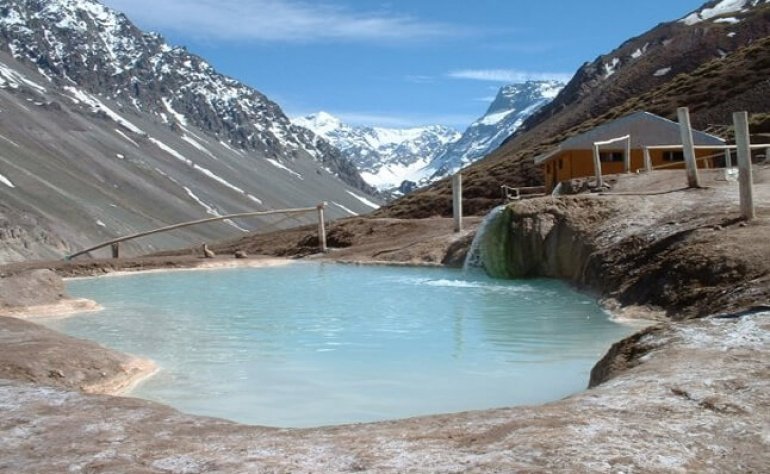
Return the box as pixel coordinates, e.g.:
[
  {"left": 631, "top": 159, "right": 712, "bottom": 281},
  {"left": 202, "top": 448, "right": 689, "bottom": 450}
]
[{"left": 542, "top": 148, "right": 720, "bottom": 192}]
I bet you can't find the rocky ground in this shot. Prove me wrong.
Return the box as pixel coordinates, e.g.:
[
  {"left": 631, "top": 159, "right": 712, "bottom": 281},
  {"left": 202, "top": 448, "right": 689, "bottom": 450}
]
[
  {"left": 1, "top": 311, "right": 767, "bottom": 473},
  {"left": 0, "top": 169, "right": 768, "bottom": 472},
  {"left": 499, "top": 169, "right": 770, "bottom": 320}
]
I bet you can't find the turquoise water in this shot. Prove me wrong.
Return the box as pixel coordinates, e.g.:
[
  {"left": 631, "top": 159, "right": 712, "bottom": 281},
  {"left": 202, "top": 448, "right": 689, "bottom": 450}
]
[{"left": 53, "top": 263, "right": 636, "bottom": 427}]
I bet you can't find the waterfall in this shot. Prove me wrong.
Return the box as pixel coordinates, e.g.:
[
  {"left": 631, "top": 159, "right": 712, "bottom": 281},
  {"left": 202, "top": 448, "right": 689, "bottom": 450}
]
[{"left": 463, "top": 205, "right": 507, "bottom": 273}]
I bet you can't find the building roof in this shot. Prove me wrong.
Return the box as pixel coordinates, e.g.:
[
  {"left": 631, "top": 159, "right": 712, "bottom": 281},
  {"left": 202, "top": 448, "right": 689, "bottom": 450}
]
[{"left": 534, "top": 111, "right": 725, "bottom": 165}]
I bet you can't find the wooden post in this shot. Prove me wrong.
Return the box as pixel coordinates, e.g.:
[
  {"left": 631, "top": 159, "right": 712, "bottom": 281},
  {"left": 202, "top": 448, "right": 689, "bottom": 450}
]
[
  {"left": 643, "top": 147, "right": 652, "bottom": 172},
  {"left": 733, "top": 112, "right": 756, "bottom": 221},
  {"left": 592, "top": 144, "right": 604, "bottom": 187},
  {"left": 725, "top": 148, "right": 732, "bottom": 168},
  {"left": 452, "top": 173, "right": 463, "bottom": 232},
  {"left": 111, "top": 242, "right": 120, "bottom": 259},
  {"left": 624, "top": 136, "right": 632, "bottom": 173},
  {"left": 677, "top": 107, "right": 701, "bottom": 188},
  {"left": 317, "top": 202, "right": 327, "bottom": 252}
]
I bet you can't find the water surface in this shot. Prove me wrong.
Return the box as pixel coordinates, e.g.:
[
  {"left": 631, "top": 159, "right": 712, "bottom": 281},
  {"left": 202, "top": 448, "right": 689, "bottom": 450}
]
[{"left": 54, "top": 263, "right": 637, "bottom": 427}]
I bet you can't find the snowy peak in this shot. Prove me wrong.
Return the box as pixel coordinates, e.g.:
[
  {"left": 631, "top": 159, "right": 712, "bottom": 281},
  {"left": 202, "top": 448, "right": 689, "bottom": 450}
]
[
  {"left": 476, "top": 81, "right": 563, "bottom": 127},
  {"left": 294, "top": 112, "right": 460, "bottom": 191},
  {"left": 424, "top": 80, "right": 564, "bottom": 179},
  {"left": 296, "top": 111, "right": 345, "bottom": 136},
  {"left": 487, "top": 81, "right": 562, "bottom": 115}
]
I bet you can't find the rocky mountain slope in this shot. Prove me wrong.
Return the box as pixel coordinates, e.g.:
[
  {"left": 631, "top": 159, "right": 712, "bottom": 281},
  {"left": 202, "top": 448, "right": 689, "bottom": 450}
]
[
  {"left": 0, "top": 0, "right": 381, "bottom": 262},
  {"left": 293, "top": 112, "right": 460, "bottom": 192},
  {"left": 424, "top": 80, "right": 563, "bottom": 180},
  {"left": 378, "top": 0, "right": 770, "bottom": 218}
]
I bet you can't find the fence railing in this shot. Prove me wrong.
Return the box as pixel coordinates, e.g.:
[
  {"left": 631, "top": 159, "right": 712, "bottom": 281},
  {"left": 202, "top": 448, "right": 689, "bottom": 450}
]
[
  {"left": 66, "top": 204, "right": 327, "bottom": 260},
  {"left": 501, "top": 185, "right": 546, "bottom": 201}
]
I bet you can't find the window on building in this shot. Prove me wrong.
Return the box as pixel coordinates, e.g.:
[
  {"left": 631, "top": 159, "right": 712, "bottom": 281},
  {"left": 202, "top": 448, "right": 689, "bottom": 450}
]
[
  {"left": 599, "top": 151, "right": 624, "bottom": 163},
  {"left": 663, "top": 151, "right": 685, "bottom": 162}
]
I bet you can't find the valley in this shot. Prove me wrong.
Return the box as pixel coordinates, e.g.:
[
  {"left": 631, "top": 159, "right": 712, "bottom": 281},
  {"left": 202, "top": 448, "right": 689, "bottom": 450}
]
[{"left": 0, "top": 0, "right": 769, "bottom": 472}]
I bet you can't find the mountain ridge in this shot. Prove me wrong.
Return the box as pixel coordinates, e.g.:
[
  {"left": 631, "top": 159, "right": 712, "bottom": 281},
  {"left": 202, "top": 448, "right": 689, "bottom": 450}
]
[
  {"left": 0, "top": 0, "right": 381, "bottom": 262},
  {"left": 293, "top": 112, "right": 460, "bottom": 192},
  {"left": 0, "top": 0, "right": 375, "bottom": 195},
  {"left": 296, "top": 80, "right": 563, "bottom": 194}
]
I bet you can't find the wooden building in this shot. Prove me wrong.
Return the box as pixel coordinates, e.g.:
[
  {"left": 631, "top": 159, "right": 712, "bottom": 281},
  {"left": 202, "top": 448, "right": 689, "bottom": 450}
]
[{"left": 534, "top": 111, "right": 725, "bottom": 192}]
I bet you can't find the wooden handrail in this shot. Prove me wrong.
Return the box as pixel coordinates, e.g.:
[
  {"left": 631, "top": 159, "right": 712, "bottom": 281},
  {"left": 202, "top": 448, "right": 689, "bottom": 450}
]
[
  {"left": 66, "top": 206, "right": 321, "bottom": 260},
  {"left": 501, "top": 185, "right": 546, "bottom": 201}
]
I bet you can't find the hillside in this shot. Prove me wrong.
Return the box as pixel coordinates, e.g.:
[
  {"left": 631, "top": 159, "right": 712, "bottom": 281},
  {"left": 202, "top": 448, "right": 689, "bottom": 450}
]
[
  {"left": 377, "top": 0, "right": 770, "bottom": 218},
  {"left": 0, "top": 0, "right": 380, "bottom": 262}
]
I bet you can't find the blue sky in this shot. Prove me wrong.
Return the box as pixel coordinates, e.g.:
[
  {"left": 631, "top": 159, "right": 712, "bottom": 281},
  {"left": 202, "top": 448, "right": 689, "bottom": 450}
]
[{"left": 102, "top": 0, "right": 708, "bottom": 130}]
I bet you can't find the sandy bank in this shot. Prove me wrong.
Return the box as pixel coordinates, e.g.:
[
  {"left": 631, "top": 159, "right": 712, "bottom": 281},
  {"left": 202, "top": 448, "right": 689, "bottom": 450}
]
[
  {"left": 0, "top": 298, "right": 102, "bottom": 319},
  {"left": 63, "top": 256, "right": 294, "bottom": 280},
  {"left": 0, "top": 316, "right": 158, "bottom": 397},
  {"left": 81, "top": 356, "right": 159, "bottom": 396}
]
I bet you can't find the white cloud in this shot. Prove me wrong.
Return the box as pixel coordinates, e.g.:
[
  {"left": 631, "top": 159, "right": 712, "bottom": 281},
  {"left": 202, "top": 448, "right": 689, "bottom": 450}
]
[
  {"left": 102, "top": 0, "right": 463, "bottom": 43},
  {"left": 448, "top": 69, "right": 573, "bottom": 83}
]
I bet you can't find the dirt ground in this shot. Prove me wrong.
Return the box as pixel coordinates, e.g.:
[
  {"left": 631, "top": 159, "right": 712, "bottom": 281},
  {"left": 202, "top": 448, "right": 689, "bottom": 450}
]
[{"left": 0, "top": 168, "right": 769, "bottom": 472}]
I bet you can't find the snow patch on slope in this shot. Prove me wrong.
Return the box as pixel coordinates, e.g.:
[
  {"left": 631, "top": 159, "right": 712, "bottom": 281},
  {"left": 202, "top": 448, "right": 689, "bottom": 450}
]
[
  {"left": 681, "top": 0, "right": 768, "bottom": 25},
  {"left": 266, "top": 159, "right": 303, "bottom": 180},
  {"left": 114, "top": 129, "right": 140, "bottom": 147},
  {"left": 150, "top": 137, "right": 249, "bottom": 196},
  {"left": 603, "top": 58, "right": 621, "bottom": 78},
  {"left": 0, "top": 61, "right": 47, "bottom": 93},
  {"left": 65, "top": 86, "right": 145, "bottom": 135},
  {"left": 161, "top": 97, "right": 187, "bottom": 126},
  {"left": 183, "top": 186, "right": 218, "bottom": 216},
  {"left": 183, "top": 185, "right": 248, "bottom": 232},
  {"left": 0, "top": 133, "right": 21, "bottom": 148},
  {"left": 331, "top": 202, "right": 358, "bottom": 216},
  {"left": 0, "top": 172, "right": 15, "bottom": 188},
  {"left": 346, "top": 191, "right": 380, "bottom": 209},
  {"left": 182, "top": 135, "right": 218, "bottom": 160},
  {"left": 149, "top": 137, "right": 192, "bottom": 165}
]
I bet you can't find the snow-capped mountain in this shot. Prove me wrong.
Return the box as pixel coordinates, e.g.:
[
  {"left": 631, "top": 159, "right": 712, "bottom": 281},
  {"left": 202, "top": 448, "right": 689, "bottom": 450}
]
[
  {"left": 0, "top": 0, "right": 372, "bottom": 195},
  {"left": 295, "top": 81, "right": 562, "bottom": 193},
  {"left": 0, "top": 0, "right": 381, "bottom": 262},
  {"left": 424, "top": 80, "right": 564, "bottom": 180},
  {"left": 294, "top": 112, "right": 460, "bottom": 191}
]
